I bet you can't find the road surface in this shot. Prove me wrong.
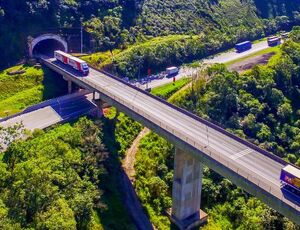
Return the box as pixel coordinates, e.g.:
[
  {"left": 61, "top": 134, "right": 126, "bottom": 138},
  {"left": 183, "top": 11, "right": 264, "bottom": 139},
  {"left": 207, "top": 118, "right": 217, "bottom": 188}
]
[
  {"left": 40, "top": 58, "right": 300, "bottom": 225},
  {"left": 0, "top": 92, "right": 98, "bottom": 130},
  {"left": 203, "top": 40, "right": 269, "bottom": 64},
  {"left": 1, "top": 54, "right": 299, "bottom": 224},
  {"left": 141, "top": 40, "right": 270, "bottom": 89}
]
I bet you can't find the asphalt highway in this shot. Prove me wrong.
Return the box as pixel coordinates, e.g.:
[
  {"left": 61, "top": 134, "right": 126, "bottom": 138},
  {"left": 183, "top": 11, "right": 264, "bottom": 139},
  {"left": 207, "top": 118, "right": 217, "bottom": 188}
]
[
  {"left": 0, "top": 92, "right": 97, "bottom": 130},
  {"left": 84, "top": 67, "right": 284, "bottom": 186},
  {"left": 144, "top": 40, "right": 270, "bottom": 89},
  {"left": 1, "top": 55, "right": 299, "bottom": 224},
  {"left": 44, "top": 62, "right": 296, "bottom": 222},
  {"left": 203, "top": 40, "right": 270, "bottom": 64}
]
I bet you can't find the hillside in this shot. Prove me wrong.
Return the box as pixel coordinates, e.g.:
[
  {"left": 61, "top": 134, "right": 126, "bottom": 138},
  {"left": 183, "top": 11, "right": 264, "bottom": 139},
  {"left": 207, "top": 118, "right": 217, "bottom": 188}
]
[
  {"left": 173, "top": 26, "right": 300, "bottom": 166},
  {"left": 0, "top": 65, "right": 67, "bottom": 117},
  {"left": 0, "top": 117, "right": 137, "bottom": 229},
  {"left": 138, "top": 0, "right": 263, "bottom": 36},
  {"left": 1, "top": 0, "right": 300, "bottom": 69},
  {"left": 133, "top": 26, "right": 300, "bottom": 230},
  {"left": 138, "top": 0, "right": 300, "bottom": 36}
]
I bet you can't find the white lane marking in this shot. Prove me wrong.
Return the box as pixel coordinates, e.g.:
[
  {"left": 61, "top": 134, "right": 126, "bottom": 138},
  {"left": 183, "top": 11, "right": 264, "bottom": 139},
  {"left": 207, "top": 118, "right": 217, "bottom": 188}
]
[{"left": 231, "top": 148, "right": 253, "bottom": 160}]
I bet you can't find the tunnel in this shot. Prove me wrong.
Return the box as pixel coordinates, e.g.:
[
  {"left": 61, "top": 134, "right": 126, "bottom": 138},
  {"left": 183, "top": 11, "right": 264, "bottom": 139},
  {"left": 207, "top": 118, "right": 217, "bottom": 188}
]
[
  {"left": 32, "top": 39, "right": 66, "bottom": 57},
  {"left": 30, "top": 34, "right": 68, "bottom": 58}
]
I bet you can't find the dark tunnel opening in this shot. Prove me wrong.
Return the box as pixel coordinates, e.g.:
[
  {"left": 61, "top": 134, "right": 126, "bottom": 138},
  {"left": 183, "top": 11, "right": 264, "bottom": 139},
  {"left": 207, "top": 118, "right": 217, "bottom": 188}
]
[{"left": 33, "top": 39, "right": 66, "bottom": 57}]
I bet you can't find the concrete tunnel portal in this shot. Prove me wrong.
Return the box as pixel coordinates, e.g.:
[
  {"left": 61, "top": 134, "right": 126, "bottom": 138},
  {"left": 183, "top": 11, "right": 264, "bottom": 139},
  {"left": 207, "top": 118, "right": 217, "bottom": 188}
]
[{"left": 29, "top": 34, "right": 68, "bottom": 57}]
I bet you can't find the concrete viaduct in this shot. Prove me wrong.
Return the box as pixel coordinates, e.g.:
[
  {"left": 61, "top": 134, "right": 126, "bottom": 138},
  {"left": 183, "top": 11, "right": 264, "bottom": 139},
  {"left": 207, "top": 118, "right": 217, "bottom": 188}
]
[{"left": 39, "top": 56, "right": 300, "bottom": 229}]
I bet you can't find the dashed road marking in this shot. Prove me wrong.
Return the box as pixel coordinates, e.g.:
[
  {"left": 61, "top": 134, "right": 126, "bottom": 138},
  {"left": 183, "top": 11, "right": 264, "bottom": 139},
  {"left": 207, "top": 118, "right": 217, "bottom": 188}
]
[{"left": 231, "top": 148, "right": 253, "bottom": 160}]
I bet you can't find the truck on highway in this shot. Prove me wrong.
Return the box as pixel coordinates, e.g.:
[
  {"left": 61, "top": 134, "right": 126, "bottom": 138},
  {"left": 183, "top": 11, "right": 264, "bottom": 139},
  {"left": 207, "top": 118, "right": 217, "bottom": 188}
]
[
  {"left": 166, "top": 66, "right": 179, "bottom": 77},
  {"left": 235, "top": 41, "right": 252, "bottom": 53},
  {"left": 54, "top": 50, "right": 89, "bottom": 76},
  {"left": 267, "top": 36, "right": 281, "bottom": 47},
  {"left": 280, "top": 165, "right": 300, "bottom": 196},
  {"left": 281, "top": 32, "right": 289, "bottom": 39}
]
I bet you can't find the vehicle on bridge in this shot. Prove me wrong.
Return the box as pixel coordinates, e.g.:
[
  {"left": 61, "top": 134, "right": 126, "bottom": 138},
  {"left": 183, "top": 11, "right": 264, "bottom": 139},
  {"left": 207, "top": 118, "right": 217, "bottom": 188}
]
[
  {"left": 54, "top": 50, "right": 89, "bottom": 76},
  {"left": 235, "top": 41, "right": 252, "bottom": 53},
  {"left": 280, "top": 165, "right": 300, "bottom": 196}
]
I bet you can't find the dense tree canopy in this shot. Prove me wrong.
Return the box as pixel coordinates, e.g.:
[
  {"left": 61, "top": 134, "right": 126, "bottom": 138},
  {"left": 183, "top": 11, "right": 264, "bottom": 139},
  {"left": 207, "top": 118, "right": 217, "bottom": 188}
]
[
  {"left": 174, "top": 26, "right": 300, "bottom": 166},
  {"left": 1, "top": 0, "right": 300, "bottom": 69},
  {"left": 134, "top": 27, "right": 300, "bottom": 230},
  {"left": 0, "top": 118, "right": 107, "bottom": 229}
]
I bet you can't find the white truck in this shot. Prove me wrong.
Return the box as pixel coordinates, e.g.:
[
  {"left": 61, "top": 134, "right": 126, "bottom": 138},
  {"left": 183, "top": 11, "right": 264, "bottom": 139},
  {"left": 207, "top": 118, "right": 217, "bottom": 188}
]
[
  {"left": 54, "top": 50, "right": 89, "bottom": 76},
  {"left": 166, "top": 66, "right": 179, "bottom": 76}
]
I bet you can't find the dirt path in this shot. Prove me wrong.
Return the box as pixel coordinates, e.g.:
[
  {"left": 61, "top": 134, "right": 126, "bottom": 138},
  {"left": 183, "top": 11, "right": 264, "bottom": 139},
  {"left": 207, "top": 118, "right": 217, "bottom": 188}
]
[
  {"left": 119, "top": 127, "right": 154, "bottom": 230},
  {"left": 228, "top": 52, "right": 275, "bottom": 73},
  {"left": 123, "top": 127, "right": 150, "bottom": 182}
]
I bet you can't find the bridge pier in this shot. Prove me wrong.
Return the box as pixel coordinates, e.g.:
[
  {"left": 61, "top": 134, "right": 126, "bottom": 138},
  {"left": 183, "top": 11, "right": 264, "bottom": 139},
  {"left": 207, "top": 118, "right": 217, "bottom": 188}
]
[
  {"left": 170, "top": 148, "right": 207, "bottom": 230},
  {"left": 92, "top": 92, "right": 110, "bottom": 109}
]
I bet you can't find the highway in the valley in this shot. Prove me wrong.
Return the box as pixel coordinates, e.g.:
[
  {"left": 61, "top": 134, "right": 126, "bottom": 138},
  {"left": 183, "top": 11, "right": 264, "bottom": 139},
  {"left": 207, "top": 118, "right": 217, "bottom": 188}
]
[
  {"left": 0, "top": 92, "right": 97, "bottom": 130},
  {"left": 203, "top": 40, "right": 270, "bottom": 64},
  {"left": 38, "top": 57, "right": 299, "bottom": 224},
  {"left": 0, "top": 38, "right": 267, "bottom": 131},
  {"left": 0, "top": 38, "right": 299, "bottom": 224},
  {"left": 144, "top": 40, "right": 270, "bottom": 89}
]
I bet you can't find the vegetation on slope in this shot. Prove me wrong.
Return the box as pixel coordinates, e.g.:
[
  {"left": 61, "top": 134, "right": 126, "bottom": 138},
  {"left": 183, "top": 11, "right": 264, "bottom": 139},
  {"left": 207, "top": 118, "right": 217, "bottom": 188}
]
[
  {"left": 0, "top": 117, "right": 136, "bottom": 229},
  {"left": 151, "top": 78, "right": 191, "bottom": 99},
  {"left": 0, "top": 65, "right": 67, "bottom": 117},
  {"left": 175, "top": 27, "right": 300, "bottom": 165},
  {"left": 134, "top": 27, "right": 300, "bottom": 229},
  {"left": 1, "top": 0, "right": 300, "bottom": 70}
]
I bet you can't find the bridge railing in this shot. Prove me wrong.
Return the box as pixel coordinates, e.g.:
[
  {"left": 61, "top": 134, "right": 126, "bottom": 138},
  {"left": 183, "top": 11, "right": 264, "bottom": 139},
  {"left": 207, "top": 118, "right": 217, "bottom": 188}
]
[
  {"left": 43, "top": 58, "right": 295, "bottom": 169},
  {"left": 43, "top": 59, "right": 300, "bottom": 212},
  {"left": 97, "top": 85, "right": 298, "bottom": 209},
  {"left": 91, "top": 66, "right": 295, "bottom": 167}
]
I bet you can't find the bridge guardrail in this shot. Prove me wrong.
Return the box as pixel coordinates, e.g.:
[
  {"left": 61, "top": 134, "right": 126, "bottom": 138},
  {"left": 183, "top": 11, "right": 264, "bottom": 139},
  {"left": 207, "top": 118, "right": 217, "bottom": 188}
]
[
  {"left": 45, "top": 61, "right": 300, "bottom": 211},
  {"left": 126, "top": 97, "right": 295, "bottom": 209},
  {"left": 42, "top": 58, "right": 298, "bottom": 170},
  {"left": 90, "top": 66, "right": 296, "bottom": 168}
]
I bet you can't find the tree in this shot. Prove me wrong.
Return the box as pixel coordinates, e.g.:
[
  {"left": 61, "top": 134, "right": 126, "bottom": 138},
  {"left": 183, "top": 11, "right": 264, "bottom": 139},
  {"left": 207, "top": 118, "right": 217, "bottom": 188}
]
[
  {"left": 277, "top": 102, "right": 292, "bottom": 120},
  {"left": 35, "top": 199, "right": 76, "bottom": 230}
]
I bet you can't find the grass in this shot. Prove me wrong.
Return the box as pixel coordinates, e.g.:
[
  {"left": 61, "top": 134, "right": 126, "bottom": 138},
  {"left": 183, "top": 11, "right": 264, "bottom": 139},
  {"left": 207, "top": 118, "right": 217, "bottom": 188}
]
[
  {"left": 0, "top": 64, "right": 67, "bottom": 118},
  {"left": 83, "top": 35, "right": 193, "bottom": 69},
  {"left": 225, "top": 46, "right": 281, "bottom": 67},
  {"left": 151, "top": 77, "right": 191, "bottom": 99},
  {"left": 82, "top": 50, "right": 121, "bottom": 69}
]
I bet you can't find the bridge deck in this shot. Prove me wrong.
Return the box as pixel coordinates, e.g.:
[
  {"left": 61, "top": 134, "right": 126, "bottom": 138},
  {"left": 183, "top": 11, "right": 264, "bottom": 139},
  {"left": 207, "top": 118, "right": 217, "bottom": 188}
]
[{"left": 39, "top": 58, "right": 300, "bottom": 224}]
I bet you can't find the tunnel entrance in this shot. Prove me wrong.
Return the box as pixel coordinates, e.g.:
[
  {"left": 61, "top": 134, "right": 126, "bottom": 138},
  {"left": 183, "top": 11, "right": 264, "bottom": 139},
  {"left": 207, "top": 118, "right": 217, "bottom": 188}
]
[
  {"left": 32, "top": 39, "right": 66, "bottom": 57},
  {"left": 32, "top": 39, "right": 67, "bottom": 57},
  {"left": 29, "top": 34, "right": 68, "bottom": 57}
]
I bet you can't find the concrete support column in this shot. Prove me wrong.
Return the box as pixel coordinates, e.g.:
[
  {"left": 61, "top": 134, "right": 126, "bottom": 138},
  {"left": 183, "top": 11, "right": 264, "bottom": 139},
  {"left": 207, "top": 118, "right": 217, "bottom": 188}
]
[
  {"left": 92, "top": 92, "right": 110, "bottom": 109},
  {"left": 68, "top": 80, "right": 72, "bottom": 94},
  {"left": 170, "top": 148, "right": 207, "bottom": 229}
]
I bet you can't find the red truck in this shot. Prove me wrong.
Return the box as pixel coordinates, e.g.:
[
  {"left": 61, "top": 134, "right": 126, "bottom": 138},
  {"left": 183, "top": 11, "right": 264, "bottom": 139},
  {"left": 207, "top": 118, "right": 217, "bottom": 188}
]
[{"left": 54, "top": 50, "right": 89, "bottom": 76}]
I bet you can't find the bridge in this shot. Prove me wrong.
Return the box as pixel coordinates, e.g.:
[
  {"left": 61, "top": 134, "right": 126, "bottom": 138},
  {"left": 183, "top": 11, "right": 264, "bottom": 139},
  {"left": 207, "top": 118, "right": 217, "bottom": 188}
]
[
  {"left": 37, "top": 56, "right": 300, "bottom": 228},
  {"left": 0, "top": 91, "right": 99, "bottom": 131}
]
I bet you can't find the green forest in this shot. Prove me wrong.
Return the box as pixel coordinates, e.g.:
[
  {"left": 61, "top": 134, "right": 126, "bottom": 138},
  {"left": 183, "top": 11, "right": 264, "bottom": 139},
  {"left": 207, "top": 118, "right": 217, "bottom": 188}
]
[
  {"left": 1, "top": 1, "right": 300, "bottom": 229},
  {"left": 0, "top": 114, "right": 144, "bottom": 229},
  {"left": 133, "top": 26, "right": 300, "bottom": 229},
  {"left": 1, "top": 0, "right": 300, "bottom": 69},
  {"left": 174, "top": 27, "right": 300, "bottom": 165}
]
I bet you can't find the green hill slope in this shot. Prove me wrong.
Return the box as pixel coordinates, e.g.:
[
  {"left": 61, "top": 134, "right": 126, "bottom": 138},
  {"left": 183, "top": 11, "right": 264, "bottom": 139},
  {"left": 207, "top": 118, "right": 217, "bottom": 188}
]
[{"left": 0, "top": 0, "right": 299, "bottom": 69}]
